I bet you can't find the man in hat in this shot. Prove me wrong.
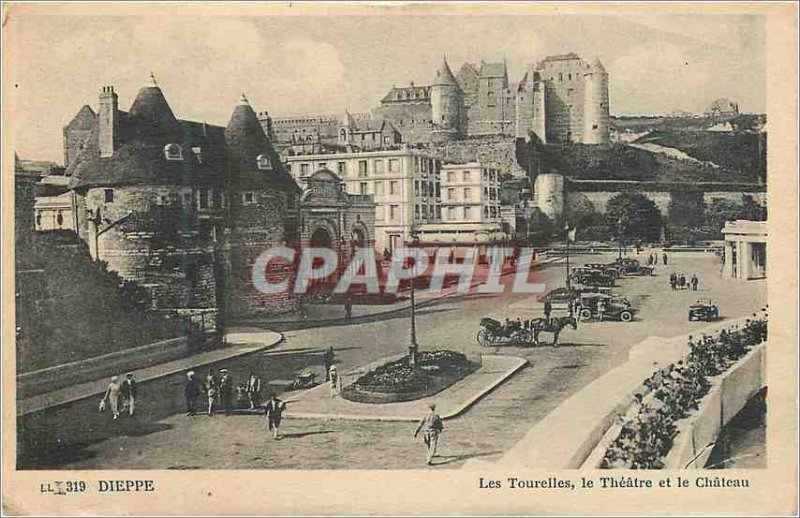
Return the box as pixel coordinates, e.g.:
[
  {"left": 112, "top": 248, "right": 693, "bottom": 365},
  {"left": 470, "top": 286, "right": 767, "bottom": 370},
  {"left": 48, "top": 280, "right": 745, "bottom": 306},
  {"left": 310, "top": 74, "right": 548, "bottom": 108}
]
[
  {"left": 263, "top": 393, "right": 287, "bottom": 440},
  {"left": 414, "top": 403, "right": 444, "bottom": 465},
  {"left": 185, "top": 371, "right": 201, "bottom": 416},
  {"left": 120, "top": 372, "right": 137, "bottom": 417}
]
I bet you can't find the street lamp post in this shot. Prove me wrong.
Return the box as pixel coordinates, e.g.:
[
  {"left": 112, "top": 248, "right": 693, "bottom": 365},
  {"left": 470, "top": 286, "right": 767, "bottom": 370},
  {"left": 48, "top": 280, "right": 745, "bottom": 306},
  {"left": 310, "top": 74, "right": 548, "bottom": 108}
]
[
  {"left": 617, "top": 217, "right": 625, "bottom": 261},
  {"left": 408, "top": 229, "right": 420, "bottom": 369}
]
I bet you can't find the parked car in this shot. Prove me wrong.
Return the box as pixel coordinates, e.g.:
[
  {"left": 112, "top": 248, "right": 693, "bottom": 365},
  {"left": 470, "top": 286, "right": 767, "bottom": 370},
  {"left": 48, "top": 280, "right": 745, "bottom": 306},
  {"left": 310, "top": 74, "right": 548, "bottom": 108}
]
[
  {"left": 539, "top": 286, "right": 615, "bottom": 307},
  {"left": 608, "top": 258, "right": 654, "bottom": 276},
  {"left": 576, "top": 293, "right": 636, "bottom": 322},
  {"left": 584, "top": 262, "right": 621, "bottom": 278},
  {"left": 688, "top": 299, "right": 720, "bottom": 321},
  {"left": 570, "top": 268, "right": 615, "bottom": 287}
]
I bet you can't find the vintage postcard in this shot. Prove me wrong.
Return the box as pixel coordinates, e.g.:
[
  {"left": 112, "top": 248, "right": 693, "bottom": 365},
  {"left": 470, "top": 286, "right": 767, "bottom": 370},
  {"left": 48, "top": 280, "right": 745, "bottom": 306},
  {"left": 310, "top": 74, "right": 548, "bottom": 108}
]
[{"left": 2, "top": 2, "right": 797, "bottom": 515}]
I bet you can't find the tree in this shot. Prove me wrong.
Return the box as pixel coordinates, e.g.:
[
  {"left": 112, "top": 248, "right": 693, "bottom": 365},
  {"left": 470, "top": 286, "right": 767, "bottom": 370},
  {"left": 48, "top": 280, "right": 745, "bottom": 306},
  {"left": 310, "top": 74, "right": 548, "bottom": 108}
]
[{"left": 606, "top": 192, "right": 663, "bottom": 243}]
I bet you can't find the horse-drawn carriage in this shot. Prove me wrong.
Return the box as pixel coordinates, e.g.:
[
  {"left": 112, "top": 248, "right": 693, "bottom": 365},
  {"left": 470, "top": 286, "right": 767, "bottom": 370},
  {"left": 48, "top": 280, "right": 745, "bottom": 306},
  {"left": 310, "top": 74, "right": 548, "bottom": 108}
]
[{"left": 476, "top": 316, "right": 578, "bottom": 347}]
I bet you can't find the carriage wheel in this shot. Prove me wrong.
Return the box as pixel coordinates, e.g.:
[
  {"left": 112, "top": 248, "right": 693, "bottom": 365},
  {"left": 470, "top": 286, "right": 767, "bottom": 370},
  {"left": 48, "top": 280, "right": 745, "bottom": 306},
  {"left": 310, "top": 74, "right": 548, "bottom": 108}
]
[
  {"left": 619, "top": 310, "right": 633, "bottom": 322},
  {"left": 579, "top": 308, "right": 592, "bottom": 321},
  {"left": 477, "top": 329, "right": 490, "bottom": 347}
]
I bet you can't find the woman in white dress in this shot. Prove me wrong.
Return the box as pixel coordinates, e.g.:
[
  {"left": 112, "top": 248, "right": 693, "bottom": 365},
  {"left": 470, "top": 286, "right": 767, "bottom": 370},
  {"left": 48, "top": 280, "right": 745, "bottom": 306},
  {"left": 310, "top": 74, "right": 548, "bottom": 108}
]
[{"left": 100, "top": 376, "right": 122, "bottom": 420}]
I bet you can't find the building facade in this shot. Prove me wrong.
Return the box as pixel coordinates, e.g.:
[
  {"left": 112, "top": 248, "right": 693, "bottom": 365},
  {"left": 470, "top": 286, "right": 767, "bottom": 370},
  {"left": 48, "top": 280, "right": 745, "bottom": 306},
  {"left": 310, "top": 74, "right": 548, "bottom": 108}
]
[
  {"left": 285, "top": 147, "right": 442, "bottom": 252},
  {"left": 417, "top": 161, "right": 504, "bottom": 243},
  {"left": 722, "top": 220, "right": 767, "bottom": 280}
]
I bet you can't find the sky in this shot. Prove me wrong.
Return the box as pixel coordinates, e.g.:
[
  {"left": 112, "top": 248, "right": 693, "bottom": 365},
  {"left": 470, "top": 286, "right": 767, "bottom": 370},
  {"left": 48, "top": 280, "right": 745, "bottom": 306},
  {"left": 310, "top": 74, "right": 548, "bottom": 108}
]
[{"left": 7, "top": 9, "right": 766, "bottom": 164}]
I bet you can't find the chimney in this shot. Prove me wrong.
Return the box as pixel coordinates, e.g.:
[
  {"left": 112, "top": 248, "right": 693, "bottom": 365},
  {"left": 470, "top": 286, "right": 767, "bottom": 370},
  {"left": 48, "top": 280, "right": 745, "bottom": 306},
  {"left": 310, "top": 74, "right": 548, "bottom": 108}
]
[{"left": 99, "top": 86, "right": 119, "bottom": 158}]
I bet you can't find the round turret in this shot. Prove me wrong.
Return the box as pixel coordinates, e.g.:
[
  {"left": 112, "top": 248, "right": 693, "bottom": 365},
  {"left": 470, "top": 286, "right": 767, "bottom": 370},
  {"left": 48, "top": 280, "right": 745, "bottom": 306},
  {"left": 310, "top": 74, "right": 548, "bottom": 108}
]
[
  {"left": 582, "top": 57, "right": 610, "bottom": 144},
  {"left": 430, "top": 56, "right": 463, "bottom": 140}
]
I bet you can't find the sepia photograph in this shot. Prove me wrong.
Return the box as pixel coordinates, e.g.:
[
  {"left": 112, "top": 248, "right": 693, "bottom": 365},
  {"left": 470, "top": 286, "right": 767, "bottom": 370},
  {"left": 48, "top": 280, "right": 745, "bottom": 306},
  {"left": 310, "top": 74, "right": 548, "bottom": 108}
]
[{"left": 2, "top": 2, "right": 797, "bottom": 515}]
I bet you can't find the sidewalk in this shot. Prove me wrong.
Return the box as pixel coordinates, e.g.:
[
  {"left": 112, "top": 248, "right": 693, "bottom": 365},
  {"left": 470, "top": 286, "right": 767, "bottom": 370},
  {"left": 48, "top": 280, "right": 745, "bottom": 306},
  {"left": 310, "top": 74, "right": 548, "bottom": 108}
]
[
  {"left": 283, "top": 355, "right": 528, "bottom": 422},
  {"left": 236, "top": 254, "right": 564, "bottom": 328},
  {"left": 17, "top": 327, "right": 283, "bottom": 416}
]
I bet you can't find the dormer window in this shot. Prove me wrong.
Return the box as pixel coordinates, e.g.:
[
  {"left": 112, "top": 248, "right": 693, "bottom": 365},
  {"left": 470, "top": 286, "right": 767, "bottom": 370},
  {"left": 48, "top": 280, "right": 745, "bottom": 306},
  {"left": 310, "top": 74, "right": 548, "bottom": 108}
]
[
  {"left": 257, "top": 154, "right": 273, "bottom": 171},
  {"left": 164, "top": 143, "right": 183, "bottom": 161},
  {"left": 192, "top": 146, "right": 203, "bottom": 164}
]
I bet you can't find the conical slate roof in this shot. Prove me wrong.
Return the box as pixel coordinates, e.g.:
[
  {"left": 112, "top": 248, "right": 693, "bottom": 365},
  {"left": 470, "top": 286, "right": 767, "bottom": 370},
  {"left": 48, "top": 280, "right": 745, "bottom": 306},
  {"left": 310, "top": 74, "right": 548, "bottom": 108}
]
[
  {"left": 433, "top": 56, "right": 459, "bottom": 87},
  {"left": 225, "top": 94, "right": 299, "bottom": 193},
  {"left": 129, "top": 74, "right": 177, "bottom": 124}
]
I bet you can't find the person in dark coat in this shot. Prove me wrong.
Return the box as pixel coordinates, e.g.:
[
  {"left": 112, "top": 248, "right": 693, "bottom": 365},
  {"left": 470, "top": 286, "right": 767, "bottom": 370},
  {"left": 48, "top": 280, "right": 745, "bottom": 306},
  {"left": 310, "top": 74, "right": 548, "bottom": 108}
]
[
  {"left": 323, "top": 347, "right": 335, "bottom": 381},
  {"left": 690, "top": 274, "right": 699, "bottom": 291},
  {"left": 662, "top": 253, "right": 668, "bottom": 266},
  {"left": 669, "top": 272, "right": 677, "bottom": 290},
  {"left": 219, "top": 369, "right": 234, "bottom": 414},
  {"left": 184, "top": 371, "right": 201, "bottom": 416},
  {"left": 543, "top": 300, "right": 553, "bottom": 323},
  {"left": 264, "top": 394, "right": 287, "bottom": 439},
  {"left": 119, "top": 373, "right": 138, "bottom": 417},
  {"left": 344, "top": 297, "right": 353, "bottom": 322}
]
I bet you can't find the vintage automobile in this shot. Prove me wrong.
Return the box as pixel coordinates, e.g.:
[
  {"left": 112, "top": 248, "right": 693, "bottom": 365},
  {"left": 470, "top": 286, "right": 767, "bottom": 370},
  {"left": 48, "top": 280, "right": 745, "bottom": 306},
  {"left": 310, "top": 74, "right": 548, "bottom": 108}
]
[
  {"left": 688, "top": 299, "right": 720, "bottom": 321},
  {"left": 266, "top": 369, "right": 318, "bottom": 392},
  {"left": 608, "top": 258, "right": 654, "bottom": 276},
  {"left": 576, "top": 293, "right": 636, "bottom": 322},
  {"left": 570, "top": 268, "right": 615, "bottom": 287},
  {"left": 584, "top": 262, "right": 621, "bottom": 279}
]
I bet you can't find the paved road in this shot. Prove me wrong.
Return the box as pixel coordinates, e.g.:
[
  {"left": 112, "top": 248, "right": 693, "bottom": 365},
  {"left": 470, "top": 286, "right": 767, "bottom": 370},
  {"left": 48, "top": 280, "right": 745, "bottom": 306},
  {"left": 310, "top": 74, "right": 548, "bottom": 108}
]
[{"left": 48, "top": 251, "right": 766, "bottom": 470}]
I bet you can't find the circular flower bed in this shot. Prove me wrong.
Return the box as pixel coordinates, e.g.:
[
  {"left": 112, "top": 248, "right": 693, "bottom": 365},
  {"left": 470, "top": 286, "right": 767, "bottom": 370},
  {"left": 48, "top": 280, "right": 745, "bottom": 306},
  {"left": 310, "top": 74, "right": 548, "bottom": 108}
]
[{"left": 341, "top": 350, "right": 479, "bottom": 404}]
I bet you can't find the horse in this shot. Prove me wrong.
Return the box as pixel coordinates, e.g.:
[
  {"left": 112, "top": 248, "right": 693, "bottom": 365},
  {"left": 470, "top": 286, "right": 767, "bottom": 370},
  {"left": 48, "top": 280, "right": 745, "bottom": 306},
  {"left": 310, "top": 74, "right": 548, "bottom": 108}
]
[{"left": 531, "top": 316, "right": 578, "bottom": 347}]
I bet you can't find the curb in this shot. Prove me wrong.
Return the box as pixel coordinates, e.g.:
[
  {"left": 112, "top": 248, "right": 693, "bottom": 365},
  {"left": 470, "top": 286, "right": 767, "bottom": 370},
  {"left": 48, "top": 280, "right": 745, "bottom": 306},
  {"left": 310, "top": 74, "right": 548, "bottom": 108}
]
[
  {"left": 17, "top": 331, "right": 286, "bottom": 416},
  {"left": 284, "top": 355, "right": 528, "bottom": 422}
]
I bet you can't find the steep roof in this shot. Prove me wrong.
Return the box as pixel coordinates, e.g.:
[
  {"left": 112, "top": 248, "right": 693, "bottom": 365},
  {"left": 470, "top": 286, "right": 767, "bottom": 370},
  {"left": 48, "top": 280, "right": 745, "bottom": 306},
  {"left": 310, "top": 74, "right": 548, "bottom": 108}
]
[
  {"left": 479, "top": 61, "right": 507, "bottom": 78},
  {"left": 433, "top": 57, "right": 459, "bottom": 87},
  {"left": 65, "top": 105, "right": 96, "bottom": 130},
  {"left": 224, "top": 94, "right": 300, "bottom": 193},
  {"left": 128, "top": 74, "right": 176, "bottom": 124},
  {"left": 380, "top": 85, "right": 431, "bottom": 104}
]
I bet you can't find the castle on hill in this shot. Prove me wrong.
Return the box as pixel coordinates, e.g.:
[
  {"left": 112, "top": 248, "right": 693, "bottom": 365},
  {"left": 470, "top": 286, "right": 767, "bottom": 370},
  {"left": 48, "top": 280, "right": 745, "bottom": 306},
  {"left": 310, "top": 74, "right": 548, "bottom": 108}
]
[{"left": 260, "top": 52, "right": 610, "bottom": 151}]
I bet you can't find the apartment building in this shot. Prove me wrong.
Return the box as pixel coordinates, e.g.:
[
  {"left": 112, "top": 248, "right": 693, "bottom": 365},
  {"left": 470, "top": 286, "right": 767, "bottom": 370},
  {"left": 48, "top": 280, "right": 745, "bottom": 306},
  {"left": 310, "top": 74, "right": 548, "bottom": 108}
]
[
  {"left": 285, "top": 146, "right": 442, "bottom": 251},
  {"left": 416, "top": 161, "right": 505, "bottom": 243}
]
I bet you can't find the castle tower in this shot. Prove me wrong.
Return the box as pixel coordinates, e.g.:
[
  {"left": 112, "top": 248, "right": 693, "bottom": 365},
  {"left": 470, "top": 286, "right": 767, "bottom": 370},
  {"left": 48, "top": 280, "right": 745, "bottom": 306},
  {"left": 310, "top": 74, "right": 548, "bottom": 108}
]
[
  {"left": 430, "top": 56, "right": 463, "bottom": 141},
  {"left": 582, "top": 58, "right": 610, "bottom": 144},
  {"left": 531, "top": 72, "right": 547, "bottom": 144},
  {"left": 224, "top": 93, "right": 301, "bottom": 316}
]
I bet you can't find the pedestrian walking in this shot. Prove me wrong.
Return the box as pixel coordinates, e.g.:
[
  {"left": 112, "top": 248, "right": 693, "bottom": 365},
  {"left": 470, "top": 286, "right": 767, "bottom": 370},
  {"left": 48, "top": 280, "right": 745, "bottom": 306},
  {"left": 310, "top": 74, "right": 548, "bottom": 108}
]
[
  {"left": 678, "top": 273, "right": 686, "bottom": 290},
  {"left": 669, "top": 272, "right": 677, "bottom": 290},
  {"left": 344, "top": 297, "right": 353, "bottom": 322},
  {"left": 205, "top": 372, "right": 218, "bottom": 416},
  {"left": 543, "top": 300, "right": 552, "bottom": 324},
  {"left": 691, "top": 274, "right": 699, "bottom": 291},
  {"left": 264, "top": 394, "right": 287, "bottom": 440},
  {"left": 100, "top": 376, "right": 122, "bottom": 420},
  {"left": 120, "top": 372, "right": 137, "bottom": 417},
  {"left": 185, "top": 371, "right": 201, "bottom": 416},
  {"left": 219, "top": 369, "right": 234, "bottom": 414},
  {"left": 329, "top": 365, "right": 341, "bottom": 397},
  {"left": 414, "top": 403, "right": 444, "bottom": 465},
  {"left": 246, "top": 372, "right": 262, "bottom": 410},
  {"left": 323, "top": 347, "right": 334, "bottom": 381},
  {"left": 662, "top": 253, "right": 668, "bottom": 266}
]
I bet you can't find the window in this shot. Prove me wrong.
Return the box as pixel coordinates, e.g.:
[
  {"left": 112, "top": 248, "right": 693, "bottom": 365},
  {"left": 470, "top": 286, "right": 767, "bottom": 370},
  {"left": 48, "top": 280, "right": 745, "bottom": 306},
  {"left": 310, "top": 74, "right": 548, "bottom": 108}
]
[
  {"left": 421, "top": 158, "right": 428, "bottom": 173},
  {"left": 390, "top": 205, "right": 399, "bottom": 221},
  {"left": 559, "top": 73, "right": 563, "bottom": 82},
  {"left": 164, "top": 143, "right": 183, "bottom": 161},
  {"left": 447, "top": 188, "right": 455, "bottom": 201},
  {"left": 337, "top": 161, "right": 346, "bottom": 175},
  {"left": 463, "top": 188, "right": 471, "bottom": 201},
  {"left": 300, "top": 163, "right": 310, "bottom": 176},
  {"left": 464, "top": 206, "right": 472, "bottom": 220},
  {"left": 199, "top": 190, "right": 209, "bottom": 209},
  {"left": 415, "top": 204, "right": 420, "bottom": 220},
  {"left": 422, "top": 181, "right": 428, "bottom": 197},
  {"left": 242, "top": 192, "right": 255, "bottom": 205},
  {"left": 104, "top": 188, "right": 114, "bottom": 203},
  {"left": 422, "top": 205, "right": 428, "bottom": 219},
  {"left": 462, "top": 171, "right": 471, "bottom": 182},
  {"left": 414, "top": 157, "right": 420, "bottom": 173},
  {"left": 484, "top": 206, "right": 490, "bottom": 218},
  {"left": 447, "top": 207, "right": 456, "bottom": 221},
  {"left": 169, "top": 192, "right": 180, "bottom": 204},
  {"left": 375, "top": 181, "right": 384, "bottom": 196},
  {"left": 483, "top": 170, "right": 489, "bottom": 181},
  {"left": 318, "top": 162, "right": 327, "bottom": 170},
  {"left": 484, "top": 187, "right": 489, "bottom": 198},
  {"left": 212, "top": 190, "right": 222, "bottom": 209},
  {"left": 447, "top": 171, "right": 456, "bottom": 182},
  {"left": 568, "top": 73, "right": 572, "bottom": 80},
  {"left": 257, "top": 154, "right": 273, "bottom": 170},
  {"left": 358, "top": 160, "right": 368, "bottom": 177},
  {"left": 435, "top": 183, "right": 441, "bottom": 198},
  {"left": 359, "top": 182, "right": 368, "bottom": 195},
  {"left": 390, "top": 181, "right": 399, "bottom": 195},
  {"left": 183, "top": 192, "right": 193, "bottom": 206},
  {"left": 414, "top": 181, "right": 420, "bottom": 197},
  {"left": 388, "top": 159, "right": 400, "bottom": 173},
  {"left": 56, "top": 211, "right": 64, "bottom": 227},
  {"left": 374, "top": 159, "right": 385, "bottom": 174}
]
